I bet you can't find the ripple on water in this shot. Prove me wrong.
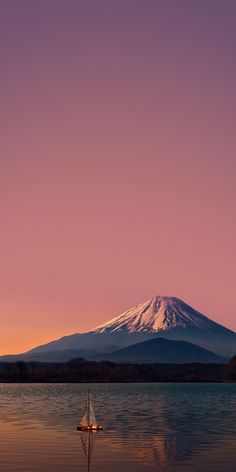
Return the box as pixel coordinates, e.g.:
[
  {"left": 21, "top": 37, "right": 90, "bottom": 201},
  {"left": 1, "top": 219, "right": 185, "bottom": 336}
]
[{"left": 0, "top": 383, "right": 235, "bottom": 471}]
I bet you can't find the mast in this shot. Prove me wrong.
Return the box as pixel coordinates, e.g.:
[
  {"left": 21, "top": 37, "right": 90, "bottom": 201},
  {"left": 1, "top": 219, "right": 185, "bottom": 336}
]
[{"left": 87, "top": 390, "right": 90, "bottom": 426}]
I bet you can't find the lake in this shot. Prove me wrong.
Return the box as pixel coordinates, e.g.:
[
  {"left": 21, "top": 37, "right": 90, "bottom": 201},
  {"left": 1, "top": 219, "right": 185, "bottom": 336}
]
[{"left": 0, "top": 383, "right": 235, "bottom": 471}]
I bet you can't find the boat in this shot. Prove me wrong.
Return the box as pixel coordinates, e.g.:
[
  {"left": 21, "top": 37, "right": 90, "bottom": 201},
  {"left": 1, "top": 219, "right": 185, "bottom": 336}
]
[{"left": 77, "top": 391, "right": 103, "bottom": 431}]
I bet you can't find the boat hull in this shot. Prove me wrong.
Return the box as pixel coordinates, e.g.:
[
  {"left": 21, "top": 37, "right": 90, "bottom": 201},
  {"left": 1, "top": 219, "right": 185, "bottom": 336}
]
[{"left": 77, "top": 425, "right": 103, "bottom": 431}]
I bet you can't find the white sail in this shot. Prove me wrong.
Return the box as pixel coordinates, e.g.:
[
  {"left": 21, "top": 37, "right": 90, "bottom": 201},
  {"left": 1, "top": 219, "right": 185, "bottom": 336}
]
[
  {"left": 79, "top": 392, "right": 100, "bottom": 430},
  {"left": 89, "top": 399, "right": 97, "bottom": 425},
  {"left": 81, "top": 410, "right": 88, "bottom": 427}
]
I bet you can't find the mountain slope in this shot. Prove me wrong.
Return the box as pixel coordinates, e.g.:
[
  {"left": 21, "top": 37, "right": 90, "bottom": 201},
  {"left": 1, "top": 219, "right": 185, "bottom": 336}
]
[
  {"left": 0, "top": 345, "right": 119, "bottom": 363},
  {"left": 97, "top": 338, "right": 226, "bottom": 364},
  {"left": 0, "top": 349, "right": 96, "bottom": 363}
]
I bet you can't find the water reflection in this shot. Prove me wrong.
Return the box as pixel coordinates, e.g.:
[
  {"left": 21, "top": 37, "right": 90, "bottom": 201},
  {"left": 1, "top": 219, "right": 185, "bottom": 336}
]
[
  {"left": 80, "top": 432, "right": 97, "bottom": 472},
  {"left": 0, "top": 383, "right": 235, "bottom": 471}
]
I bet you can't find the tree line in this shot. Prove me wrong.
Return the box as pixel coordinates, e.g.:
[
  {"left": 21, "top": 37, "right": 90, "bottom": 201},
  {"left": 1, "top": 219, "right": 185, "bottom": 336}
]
[{"left": 0, "top": 356, "right": 235, "bottom": 382}]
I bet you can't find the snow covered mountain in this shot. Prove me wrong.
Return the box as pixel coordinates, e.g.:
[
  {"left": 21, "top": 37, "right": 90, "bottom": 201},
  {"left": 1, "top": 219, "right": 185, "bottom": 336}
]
[
  {"left": 91, "top": 296, "right": 216, "bottom": 334},
  {"left": 87, "top": 295, "right": 236, "bottom": 358},
  {"left": 1, "top": 296, "right": 236, "bottom": 361}
]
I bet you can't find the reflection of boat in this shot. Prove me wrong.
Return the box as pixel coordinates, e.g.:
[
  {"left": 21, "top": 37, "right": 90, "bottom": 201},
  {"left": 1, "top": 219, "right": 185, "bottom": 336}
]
[
  {"left": 77, "top": 392, "right": 103, "bottom": 431},
  {"left": 80, "top": 430, "right": 96, "bottom": 472}
]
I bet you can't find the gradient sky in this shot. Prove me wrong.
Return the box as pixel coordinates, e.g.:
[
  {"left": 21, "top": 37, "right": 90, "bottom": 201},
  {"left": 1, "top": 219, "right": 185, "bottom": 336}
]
[{"left": 0, "top": 0, "right": 236, "bottom": 354}]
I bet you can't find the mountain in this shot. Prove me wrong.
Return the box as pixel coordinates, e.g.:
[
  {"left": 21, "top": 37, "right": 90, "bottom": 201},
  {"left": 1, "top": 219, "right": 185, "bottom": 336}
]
[
  {"left": 89, "top": 295, "right": 236, "bottom": 357},
  {"left": 1, "top": 296, "right": 236, "bottom": 361},
  {"left": 97, "top": 338, "right": 226, "bottom": 364}
]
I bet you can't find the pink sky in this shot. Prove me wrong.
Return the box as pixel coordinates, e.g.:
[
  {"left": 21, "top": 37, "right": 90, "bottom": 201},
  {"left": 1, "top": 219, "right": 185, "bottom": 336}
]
[{"left": 0, "top": 0, "right": 236, "bottom": 354}]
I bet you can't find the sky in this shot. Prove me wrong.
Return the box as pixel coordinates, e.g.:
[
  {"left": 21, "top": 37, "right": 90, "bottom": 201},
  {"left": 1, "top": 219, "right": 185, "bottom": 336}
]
[{"left": 0, "top": 0, "right": 236, "bottom": 354}]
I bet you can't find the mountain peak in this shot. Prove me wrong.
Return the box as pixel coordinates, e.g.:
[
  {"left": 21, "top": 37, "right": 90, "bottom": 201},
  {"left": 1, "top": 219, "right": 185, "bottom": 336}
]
[{"left": 91, "top": 295, "right": 214, "bottom": 334}]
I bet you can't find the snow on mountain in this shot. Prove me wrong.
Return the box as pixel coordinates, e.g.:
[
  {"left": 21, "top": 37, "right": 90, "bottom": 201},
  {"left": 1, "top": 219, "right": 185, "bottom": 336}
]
[{"left": 91, "top": 296, "right": 215, "bottom": 334}]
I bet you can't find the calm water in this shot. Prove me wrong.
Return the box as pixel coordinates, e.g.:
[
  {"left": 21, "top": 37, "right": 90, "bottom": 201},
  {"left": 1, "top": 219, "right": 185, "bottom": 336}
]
[{"left": 0, "top": 383, "right": 235, "bottom": 472}]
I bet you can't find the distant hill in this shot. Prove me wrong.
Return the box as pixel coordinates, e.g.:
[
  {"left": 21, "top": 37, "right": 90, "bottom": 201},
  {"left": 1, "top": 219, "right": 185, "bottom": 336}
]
[{"left": 97, "top": 338, "right": 226, "bottom": 364}]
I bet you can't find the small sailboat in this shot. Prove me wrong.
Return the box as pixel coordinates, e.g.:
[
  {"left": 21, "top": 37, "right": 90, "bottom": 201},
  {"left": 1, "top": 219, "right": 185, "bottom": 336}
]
[{"left": 77, "top": 392, "right": 103, "bottom": 431}]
